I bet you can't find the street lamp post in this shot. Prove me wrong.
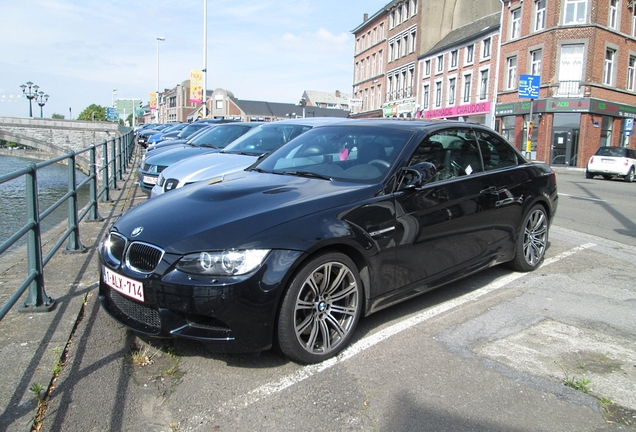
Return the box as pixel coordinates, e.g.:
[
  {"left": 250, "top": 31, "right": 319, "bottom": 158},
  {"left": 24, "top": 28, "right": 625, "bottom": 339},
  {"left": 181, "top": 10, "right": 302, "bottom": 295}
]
[
  {"left": 156, "top": 37, "right": 165, "bottom": 123},
  {"left": 20, "top": 81, "right": 39, "bottom": 118},
  {"left": 36, "top": 92, "right": 49, "bottom": 118},
  {"left": 112, "top": 89, "right": 117, "bottom": 107}
]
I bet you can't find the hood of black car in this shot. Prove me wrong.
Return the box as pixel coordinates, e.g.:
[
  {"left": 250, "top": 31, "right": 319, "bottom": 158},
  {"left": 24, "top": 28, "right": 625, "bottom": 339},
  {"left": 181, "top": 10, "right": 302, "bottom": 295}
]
[{"left": 114, "top": 170, "right": 376, "bottom": 253}]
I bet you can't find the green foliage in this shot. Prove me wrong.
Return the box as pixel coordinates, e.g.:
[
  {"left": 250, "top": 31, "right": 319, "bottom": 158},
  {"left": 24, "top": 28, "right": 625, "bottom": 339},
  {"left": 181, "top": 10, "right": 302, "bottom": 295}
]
[
  {"left": 77, "top": 104, "right": 107, "bottom": 121},
  {"left": 51, "top": 113, "right": 65, "bottom": 119}
]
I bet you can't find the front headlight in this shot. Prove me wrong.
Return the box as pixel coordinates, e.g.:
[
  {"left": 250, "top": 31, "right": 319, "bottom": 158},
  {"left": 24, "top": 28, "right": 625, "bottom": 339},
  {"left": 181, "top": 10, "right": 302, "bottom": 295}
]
[{"left": 176, "top": 249, "right": 270, "bottom": 276}]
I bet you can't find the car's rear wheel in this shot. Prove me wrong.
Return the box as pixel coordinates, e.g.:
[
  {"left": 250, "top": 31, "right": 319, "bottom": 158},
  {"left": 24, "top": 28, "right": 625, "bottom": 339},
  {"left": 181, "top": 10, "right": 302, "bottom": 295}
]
[
  {"left": 277, "top": 253, "right": 362, "bottom": 364},
  {"left": 585, "top": 170, "right": 594, "bottom": 179},
  {"left": 624, "top": 167, "right": 634, "bottom": 183},
  {"left": 507, "top": 204, "right": 548, "bottom": 272}
]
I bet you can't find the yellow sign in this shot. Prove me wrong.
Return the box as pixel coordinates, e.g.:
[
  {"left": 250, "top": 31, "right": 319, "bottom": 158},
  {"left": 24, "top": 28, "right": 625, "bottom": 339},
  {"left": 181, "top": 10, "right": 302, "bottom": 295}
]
[
  {"left": 149, "top": 92, "right": 157, "bottom": 110},
  {"left": 526, "top": 121, "right": 534, "bottom": 153},
  {"left": 190, "top": 70, "right": 202, "bottom": 103}
]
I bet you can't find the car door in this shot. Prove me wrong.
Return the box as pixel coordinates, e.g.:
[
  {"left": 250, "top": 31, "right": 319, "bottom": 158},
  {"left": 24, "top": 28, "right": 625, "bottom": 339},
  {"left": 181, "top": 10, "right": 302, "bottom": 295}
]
[
  {"left": 471, "top": 127, "right": 528, "bottom": 249},
  {"left": 392, "top": 126, "right": 501, "bottom": 288}
]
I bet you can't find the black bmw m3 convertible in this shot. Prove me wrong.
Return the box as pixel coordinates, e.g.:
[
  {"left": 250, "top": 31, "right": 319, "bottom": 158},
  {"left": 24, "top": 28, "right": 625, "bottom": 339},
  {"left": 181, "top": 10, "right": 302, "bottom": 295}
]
[{"left": 99, "top": 119, "right": 558, "bottom": 364}]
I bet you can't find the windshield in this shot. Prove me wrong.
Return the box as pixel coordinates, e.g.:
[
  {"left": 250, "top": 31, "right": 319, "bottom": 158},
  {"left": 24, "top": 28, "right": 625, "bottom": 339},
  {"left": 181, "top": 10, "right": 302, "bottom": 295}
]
[
  {"left": 186, "top": 124, "right": 255, "bottom": 148},
  {"left": 177, "top": 123, "right": 210, "bottom": 139},
  {"left": 596, "top": 147, "right": 627, "bottom": 157},
  {"left": 221, "top": 123, "right": 312, "bottom": 156},
  {"left": 253, "top": 125, "right": 414, "bottom": 183}
]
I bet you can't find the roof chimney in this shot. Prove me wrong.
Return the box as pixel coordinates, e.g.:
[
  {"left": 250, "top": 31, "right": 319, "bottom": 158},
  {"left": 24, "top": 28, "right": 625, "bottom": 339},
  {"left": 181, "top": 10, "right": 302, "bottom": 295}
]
[
  {"left": 363, "top": 13, "right": 369, "bottom": 22},
  {"left": 335, "top": 90, "right": 341, "bottom": 98}
]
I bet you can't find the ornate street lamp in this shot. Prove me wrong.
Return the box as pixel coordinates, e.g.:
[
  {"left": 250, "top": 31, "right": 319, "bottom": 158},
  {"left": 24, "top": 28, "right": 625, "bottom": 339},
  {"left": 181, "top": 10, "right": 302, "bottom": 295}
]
[
  {"left": 20, "top": 81, "right": 39, "bottom": 117},
  {"left": 36, "top": 92, "right": 49, "bottom": 118}
]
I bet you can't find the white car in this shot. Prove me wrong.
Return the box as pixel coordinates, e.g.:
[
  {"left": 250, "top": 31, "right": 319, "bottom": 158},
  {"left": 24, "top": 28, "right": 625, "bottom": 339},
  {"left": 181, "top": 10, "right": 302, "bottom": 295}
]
[
  {"left": 150, "top": 117, "right": 348, "bottom": 198},
  {"left": 586, "top": 146, "right": 636, "bottom": 183}
]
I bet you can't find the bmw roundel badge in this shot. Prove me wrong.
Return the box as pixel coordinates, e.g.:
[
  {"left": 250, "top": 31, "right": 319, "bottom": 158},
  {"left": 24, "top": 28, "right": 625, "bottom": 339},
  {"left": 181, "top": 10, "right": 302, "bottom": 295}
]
[{"left": 131, "top": 227, "right": 144, "bottom": 237}]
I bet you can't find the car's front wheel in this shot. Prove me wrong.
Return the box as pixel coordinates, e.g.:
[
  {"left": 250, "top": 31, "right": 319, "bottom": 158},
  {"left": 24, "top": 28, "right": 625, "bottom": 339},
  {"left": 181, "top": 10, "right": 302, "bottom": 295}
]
[
  {"left": 507, "top": 204, "right": 548, "bottom": 272},
  {"left": 277, "top": 252, "right": 362, "bottom": 364},
  {"left": 624, "top": 167, "right": 634, "bottom": 183}
]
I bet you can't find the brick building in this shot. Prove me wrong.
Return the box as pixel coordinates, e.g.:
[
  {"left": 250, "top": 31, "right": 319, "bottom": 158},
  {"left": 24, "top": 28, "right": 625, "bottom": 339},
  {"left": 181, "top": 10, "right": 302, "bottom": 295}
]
[
  {"left": 417, "top": 12, "right": 501, "bottom": 126},
  {"left": 351, "top": 0, "right": 501, "bottom": 119},
  {"left": 496, "top": 0, "right": 636, "bottom": 167}
]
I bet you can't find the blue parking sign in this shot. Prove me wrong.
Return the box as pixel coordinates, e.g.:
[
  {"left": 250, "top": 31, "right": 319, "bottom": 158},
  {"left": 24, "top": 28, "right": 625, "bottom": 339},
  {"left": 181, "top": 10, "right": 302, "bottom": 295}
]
[
  {"left": 519, "top": 75, "right": 540, "bottom": 99},
  {"left": 625, "top": 118, "right": 634, "bottom": 136}
]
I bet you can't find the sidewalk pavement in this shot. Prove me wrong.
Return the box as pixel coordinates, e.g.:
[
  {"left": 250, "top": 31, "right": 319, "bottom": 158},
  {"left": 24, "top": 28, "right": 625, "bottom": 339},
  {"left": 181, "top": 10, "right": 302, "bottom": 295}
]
[{"left": 0, "top": 148, "right": 147, "bottom": 432}]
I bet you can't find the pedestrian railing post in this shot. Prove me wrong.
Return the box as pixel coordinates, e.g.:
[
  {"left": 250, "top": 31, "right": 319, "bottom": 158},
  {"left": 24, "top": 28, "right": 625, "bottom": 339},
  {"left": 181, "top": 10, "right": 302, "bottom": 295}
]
[
  {"left": 87, "top": 145, "right": 103, "bottom": 221},
  {"left": 65, "top": 152, "right": 86, "bottom": 253},
  {"left": 111, "top": 137, "right": 118, "bottom": 190},
  {"left": 101, "top": 139, "right": 110, "bottom": 202},
  {"left": 19, "top": 163, "right": 55, "bottom": 313},
  {"left": 118, "top": 136, "right": 126, "bottom": 177}
]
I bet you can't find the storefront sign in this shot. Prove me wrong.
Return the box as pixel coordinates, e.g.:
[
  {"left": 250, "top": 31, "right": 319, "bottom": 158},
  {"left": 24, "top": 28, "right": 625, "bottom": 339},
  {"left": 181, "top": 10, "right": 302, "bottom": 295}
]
[{"left": 424, "top": 101, "right": 490, "bottom": 119}]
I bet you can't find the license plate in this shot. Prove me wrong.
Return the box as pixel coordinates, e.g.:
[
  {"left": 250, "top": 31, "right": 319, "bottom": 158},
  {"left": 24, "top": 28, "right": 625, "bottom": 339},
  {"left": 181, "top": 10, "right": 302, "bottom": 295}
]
[
  {"left": 143, "top": 175, "right": 158, "bottom": 185},
  {"left": 103, "top": 266, "right": 145, "bottom": 302},
  {"left": 601, "top": 158, "right": 615, "bottom": 164}
]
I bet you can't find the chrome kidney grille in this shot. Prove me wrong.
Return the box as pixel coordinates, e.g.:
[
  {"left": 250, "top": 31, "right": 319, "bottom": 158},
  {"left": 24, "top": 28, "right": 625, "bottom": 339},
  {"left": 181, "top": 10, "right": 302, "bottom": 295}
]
[{"left": 105, "top": 232, "right": 164, "bottom": 274}]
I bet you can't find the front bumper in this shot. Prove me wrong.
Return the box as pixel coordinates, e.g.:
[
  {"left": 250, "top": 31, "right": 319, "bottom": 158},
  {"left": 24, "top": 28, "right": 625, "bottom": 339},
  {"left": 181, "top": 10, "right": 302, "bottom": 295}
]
[{"left": 98, "top": 246, "right": 303, "bottom": 353}]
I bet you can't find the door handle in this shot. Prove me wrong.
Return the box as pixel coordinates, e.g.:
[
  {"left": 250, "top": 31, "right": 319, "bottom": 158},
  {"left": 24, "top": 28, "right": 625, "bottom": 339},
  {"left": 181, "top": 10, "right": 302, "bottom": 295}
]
[{"left": 480, "top": 186, "right": 498, "bottom": 195}]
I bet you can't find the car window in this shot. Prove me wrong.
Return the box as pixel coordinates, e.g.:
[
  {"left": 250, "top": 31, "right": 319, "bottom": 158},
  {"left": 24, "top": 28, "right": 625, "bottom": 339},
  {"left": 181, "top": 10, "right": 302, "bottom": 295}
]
[
  {"left": 596, "top": 147, "right": 626, "bottom": 157},
  {"left": 408, "top": 128, "right": 483, "bottom": 181},
  {"left": 473, "top": 130, "right": 519, "bottom": 171},
  {"left": 255, "top": 125, "right": 413, "bottom": 183},
  {"left": 193, "top": 125, "right": 253, "bottom": 148},
  {"left": 223, "top": 124, "right": 312, "bottom": 155}
]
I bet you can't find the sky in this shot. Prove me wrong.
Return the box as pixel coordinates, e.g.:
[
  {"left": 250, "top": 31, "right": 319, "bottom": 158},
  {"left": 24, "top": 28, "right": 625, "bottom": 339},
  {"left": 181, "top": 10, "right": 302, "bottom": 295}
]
[{"left": 0, "top": 0, "right": 390, "bottom": 119}]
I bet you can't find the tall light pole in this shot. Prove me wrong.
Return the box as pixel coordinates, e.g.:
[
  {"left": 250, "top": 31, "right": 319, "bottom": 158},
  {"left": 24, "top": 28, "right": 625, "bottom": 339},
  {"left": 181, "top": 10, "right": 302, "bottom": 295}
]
[
  {"left": 156, "top": 37, "right": 165, "bottom": 123},
  {"left": 202, "top": 0, "right": 208, "bottom": 118},
  {"left": 112, "top": 89, "right": 117, "bottom": 107},
  {"left": 20, "top": 81, "right": 39, "bottom": 117},
  {"left": 36, "top": 92, "right": 49, "bottom": 118}
]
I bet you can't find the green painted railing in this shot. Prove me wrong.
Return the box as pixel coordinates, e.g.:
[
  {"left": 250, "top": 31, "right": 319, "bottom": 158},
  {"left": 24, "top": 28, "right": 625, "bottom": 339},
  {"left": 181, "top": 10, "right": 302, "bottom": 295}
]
[{"left": 0, "top": 129, "right": 135, "bottom": 320}]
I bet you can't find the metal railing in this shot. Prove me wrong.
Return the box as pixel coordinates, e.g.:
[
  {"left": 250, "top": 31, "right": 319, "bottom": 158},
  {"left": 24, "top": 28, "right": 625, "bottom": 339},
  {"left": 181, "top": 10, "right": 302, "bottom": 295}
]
[{"left": 0, "top": 128, "right": 135, "bottom": 321}]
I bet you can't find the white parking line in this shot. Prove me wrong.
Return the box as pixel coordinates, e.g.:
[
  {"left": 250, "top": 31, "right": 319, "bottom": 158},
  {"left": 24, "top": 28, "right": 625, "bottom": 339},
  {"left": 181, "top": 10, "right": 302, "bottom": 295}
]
[
  {"left": 558, "top": 193, "right": 605, "bottom": 202},
  {"left": 221, "top": 243, "right": 597, "bottom": 413}
]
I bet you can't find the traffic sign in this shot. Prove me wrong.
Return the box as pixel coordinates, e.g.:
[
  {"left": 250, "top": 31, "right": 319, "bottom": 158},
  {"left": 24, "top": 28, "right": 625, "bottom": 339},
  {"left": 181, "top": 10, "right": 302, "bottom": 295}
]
[
  {"left": 106, "top": 107, "right": 118, "bottom": 121},
  {"left": 625, "top": 118, "right": 634, "bottom": 136},
  {"left": 519, "top": 74, "right": 540, "bottom": 99}
]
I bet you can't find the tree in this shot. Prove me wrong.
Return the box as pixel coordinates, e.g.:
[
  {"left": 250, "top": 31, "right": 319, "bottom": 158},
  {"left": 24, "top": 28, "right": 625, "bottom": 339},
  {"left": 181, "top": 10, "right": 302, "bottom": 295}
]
[
  {"left": 77, "top": 104, "right": 107, "bottom": 121},
  {"left": 51, "top": 113, "right": 65, "bottom": 119}
]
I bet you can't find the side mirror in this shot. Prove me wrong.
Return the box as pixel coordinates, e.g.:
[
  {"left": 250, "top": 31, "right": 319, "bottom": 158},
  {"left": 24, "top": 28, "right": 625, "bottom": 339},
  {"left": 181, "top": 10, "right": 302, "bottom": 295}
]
[{"left": 400, "top": 162, "right": 436, "bottom": 189}]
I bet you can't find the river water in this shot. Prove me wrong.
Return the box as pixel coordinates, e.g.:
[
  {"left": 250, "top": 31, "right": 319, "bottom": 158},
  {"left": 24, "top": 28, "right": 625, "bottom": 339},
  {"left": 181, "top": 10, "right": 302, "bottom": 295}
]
[{"left": 0, "top": 154, "right": 90, "bottom": 249}]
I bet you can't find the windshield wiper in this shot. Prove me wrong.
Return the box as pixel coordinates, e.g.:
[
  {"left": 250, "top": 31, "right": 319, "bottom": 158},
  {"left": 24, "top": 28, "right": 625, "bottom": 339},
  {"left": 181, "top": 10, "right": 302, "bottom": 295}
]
[{"left": 280, "top": 170, "right": 332, "bottom": 181}]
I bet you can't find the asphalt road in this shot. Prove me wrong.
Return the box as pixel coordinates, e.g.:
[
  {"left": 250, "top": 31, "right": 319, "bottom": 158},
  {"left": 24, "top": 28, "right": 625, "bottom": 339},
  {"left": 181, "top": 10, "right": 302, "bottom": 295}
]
[
  {"left": 35, "top": 167, "right": 636, "bottom": 432},
  {"left": 553, "top": 168, "right": 636, "bottom": 247}
]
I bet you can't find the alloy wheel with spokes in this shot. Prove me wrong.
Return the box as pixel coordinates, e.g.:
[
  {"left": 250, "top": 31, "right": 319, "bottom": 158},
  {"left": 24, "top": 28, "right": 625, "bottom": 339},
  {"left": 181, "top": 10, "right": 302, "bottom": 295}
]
[
  {"left": 507, "top": 204, "right": 549, "bottom": 272},
  {"left": 278, "top": 253, "right": 362, "bottom": 364}
]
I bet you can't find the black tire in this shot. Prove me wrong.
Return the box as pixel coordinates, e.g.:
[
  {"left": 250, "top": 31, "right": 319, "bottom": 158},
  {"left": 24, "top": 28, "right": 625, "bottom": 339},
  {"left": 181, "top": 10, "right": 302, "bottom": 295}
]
[
  {"left": 277, "top": 252, "right": 362, "bottom": 364},
  {"left": 585, "top": 170, "right": 594, "bottom": 179},
  {"left": 624, "top": 167, "right": 634, "bottom": 183},
  {"left": 507, "top": 204, "right": 549, "bottom": 272}
]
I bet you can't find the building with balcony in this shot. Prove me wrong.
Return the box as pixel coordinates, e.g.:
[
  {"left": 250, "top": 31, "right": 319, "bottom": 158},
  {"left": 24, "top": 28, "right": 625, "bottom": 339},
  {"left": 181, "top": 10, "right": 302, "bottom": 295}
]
[
  {"left": 496, "top": 0, "right": 636, "bottom": 167},
  {"left": 417, "top": 12, "right": 501, "bottom": 126}
]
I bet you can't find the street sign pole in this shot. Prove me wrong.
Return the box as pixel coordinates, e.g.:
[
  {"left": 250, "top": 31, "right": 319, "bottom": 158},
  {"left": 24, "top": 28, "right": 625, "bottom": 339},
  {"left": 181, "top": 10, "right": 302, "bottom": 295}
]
[
  {"left": 519, "top": 74, "right": 541, "bottom": 160},
  {"left": 526, "top": 100, "right": 533, "bottom": 159}
]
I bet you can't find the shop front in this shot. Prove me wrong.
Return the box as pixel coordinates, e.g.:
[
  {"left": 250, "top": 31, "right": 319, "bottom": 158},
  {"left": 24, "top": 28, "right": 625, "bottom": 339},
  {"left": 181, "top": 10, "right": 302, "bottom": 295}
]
[
  {"left": 495, "top": 98, "right": 636, "bottom": 167},
  {"left": 419, "top": 101, "right": 491, "bottom": 126}
]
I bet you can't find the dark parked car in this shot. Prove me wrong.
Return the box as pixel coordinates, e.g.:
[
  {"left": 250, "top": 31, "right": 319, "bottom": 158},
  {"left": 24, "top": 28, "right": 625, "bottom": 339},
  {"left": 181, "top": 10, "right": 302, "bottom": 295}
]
[
  {"left": 99, "top": 120, "right": 558, "bottom": 364},
  {"left": 137, "top": 124, "right": 172, "bottom": 148}
]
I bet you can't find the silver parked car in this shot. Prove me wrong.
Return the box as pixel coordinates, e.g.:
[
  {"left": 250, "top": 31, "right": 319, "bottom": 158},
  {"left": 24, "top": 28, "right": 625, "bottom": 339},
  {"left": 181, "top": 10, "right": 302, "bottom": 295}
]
[{"left": 150, "top": 117, "right": 348, "bottom": 198}]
